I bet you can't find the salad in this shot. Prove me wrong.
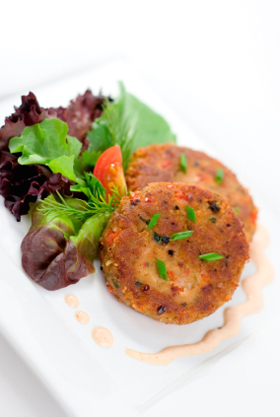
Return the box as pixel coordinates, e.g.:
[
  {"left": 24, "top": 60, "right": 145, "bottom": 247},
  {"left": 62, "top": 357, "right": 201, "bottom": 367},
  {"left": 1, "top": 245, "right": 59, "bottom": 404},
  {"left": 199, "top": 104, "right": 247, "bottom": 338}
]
[{"left": 0, "top": 83, "right": 176, "bottom": 290}]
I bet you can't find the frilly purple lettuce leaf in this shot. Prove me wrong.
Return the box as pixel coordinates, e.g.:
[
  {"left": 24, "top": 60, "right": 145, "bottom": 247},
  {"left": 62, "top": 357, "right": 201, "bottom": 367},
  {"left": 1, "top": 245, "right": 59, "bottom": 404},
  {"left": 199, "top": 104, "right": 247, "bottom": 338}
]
[
  {"left": 0, "top": 90, "right": 105, "bottom": 221},
  {"left": 21, "top": 226, "right": 95, "bottom": 290},
  {"left": 0, "top": 150, "right": 73, "bottom": 221},
  {"left": 57, "top": 89, "right": 104, "bottom": 146},
  {"left": 21, "top": 196, "right": 109, "bottom": 290},
  {"left": 0, "top": 92, "right": 50, "bottom": 152}
]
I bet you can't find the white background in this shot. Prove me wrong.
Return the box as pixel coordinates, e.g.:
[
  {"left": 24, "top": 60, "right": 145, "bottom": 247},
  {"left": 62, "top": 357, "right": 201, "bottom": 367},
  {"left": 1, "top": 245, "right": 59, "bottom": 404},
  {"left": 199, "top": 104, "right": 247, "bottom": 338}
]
[{"left": 0, "top": 1, "right": 279, "bottom": 416}]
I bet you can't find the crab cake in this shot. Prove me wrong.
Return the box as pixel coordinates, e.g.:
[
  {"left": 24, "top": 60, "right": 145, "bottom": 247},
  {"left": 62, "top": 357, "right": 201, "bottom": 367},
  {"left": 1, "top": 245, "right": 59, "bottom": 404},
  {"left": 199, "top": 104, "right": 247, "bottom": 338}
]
[
  {"left": 99, "top": 183, "right": 249, "bottom": 325},
  {"left": 125, "top": 143, "right": 257, "bottom": 242}
]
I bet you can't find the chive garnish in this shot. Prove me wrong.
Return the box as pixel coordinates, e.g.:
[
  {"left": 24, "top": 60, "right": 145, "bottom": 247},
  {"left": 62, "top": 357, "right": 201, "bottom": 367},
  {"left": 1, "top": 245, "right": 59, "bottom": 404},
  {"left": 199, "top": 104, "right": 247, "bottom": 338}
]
[
  {"left": 170, "top": 230, "right": 194, "bottom": 241},
  {"left": 186, "top": 205, "right": 196, "bottom": 222},
  {"left": 147, "top": 212, "right": 161, "bottom": 229},
  {"left": 209, "top": 217, "right": 216, "bottom": 223},
  {"left": 215, "top": 168, "right": 223, "bottom": 185},
  {"left": 199, "top": 253, "right": 224, "bottom": 261},
  {"left": 180, "top": 154, "right": 187, "bottom": 173},
  {"left": 156, "top": 258, "right": 168, "bottom": 280},
  {"left": 135, "top": 281, "right": 143, "bottom": 286},
  {"left": 233, "top": 207, "right": 239, "bottom": 214}
]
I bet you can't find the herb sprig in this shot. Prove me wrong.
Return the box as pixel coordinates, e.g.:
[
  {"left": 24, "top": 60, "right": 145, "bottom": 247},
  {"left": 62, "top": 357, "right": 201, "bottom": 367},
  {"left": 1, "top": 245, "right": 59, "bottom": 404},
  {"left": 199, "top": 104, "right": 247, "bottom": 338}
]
[{"left": 38, "top": 183, "right": 126, "bottom": 222}]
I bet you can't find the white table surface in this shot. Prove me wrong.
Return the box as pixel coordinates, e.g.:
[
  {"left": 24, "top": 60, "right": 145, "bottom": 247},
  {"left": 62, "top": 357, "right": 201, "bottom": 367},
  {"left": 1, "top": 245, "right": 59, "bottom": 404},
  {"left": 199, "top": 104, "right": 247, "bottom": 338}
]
[{"left": 0, "top": 1, "right": 279, "bottom": 416}]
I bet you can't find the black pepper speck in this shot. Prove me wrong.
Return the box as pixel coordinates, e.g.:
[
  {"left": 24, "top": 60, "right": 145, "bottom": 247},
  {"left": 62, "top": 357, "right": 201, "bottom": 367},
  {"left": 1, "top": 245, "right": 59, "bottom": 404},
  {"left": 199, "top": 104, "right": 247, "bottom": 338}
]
[
  {"left": 153, "top": 232, "right": 161, "bottom": 242},
  {"left": 161, "top": 235, "right": 170, "bottom": 244},
  {"left": 131, "top": 199, "right": 141, "bottom": 206},
  {"left": 157, "top": 306, "right": 166, "bottom": 315},
  {"left": 209, "top": 201, "right": 220, "bottom": 212}
]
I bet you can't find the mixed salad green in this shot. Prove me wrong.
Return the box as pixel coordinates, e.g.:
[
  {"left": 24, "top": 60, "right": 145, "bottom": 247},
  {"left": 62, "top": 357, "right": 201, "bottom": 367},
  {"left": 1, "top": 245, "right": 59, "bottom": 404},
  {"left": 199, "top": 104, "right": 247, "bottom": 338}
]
[{"left": 0, "top": 83, "right": 176, "bottom": 290}]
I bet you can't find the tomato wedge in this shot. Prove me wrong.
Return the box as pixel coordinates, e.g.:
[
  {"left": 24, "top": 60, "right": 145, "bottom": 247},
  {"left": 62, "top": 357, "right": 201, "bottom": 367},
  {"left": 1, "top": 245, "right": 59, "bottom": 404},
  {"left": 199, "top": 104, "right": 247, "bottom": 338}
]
[{"left": 93, "top": 145, "right": 126, "bottom": 195}]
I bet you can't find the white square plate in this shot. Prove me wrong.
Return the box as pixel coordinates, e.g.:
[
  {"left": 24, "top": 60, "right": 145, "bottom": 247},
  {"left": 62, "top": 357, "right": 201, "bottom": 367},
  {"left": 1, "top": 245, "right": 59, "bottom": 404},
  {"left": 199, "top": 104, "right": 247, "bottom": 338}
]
[{"left": 0, "top": 60, "right": 279, "bottom": 417}]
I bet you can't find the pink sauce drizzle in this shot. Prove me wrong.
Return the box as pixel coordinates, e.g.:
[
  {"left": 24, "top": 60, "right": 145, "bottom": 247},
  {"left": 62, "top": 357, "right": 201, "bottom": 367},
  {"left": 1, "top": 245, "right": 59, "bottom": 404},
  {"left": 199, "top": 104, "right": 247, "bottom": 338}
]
[
  {"left": 92, "top": 327, "right": 113, "bottom": 347},
  {"left": 125, "top": 223, "right": 273, "bottom": 365},
  {"left": 75, "top": 311, "right": 89, "bottom": 324},
  {"left": 65, "top": 294, "right": 79, "bottom": 308}
]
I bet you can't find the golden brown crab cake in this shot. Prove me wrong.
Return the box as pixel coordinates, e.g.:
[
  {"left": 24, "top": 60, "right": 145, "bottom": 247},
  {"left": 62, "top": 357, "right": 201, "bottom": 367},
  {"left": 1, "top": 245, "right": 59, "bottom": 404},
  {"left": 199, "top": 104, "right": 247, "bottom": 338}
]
[
  {"left": 125, "top": 143, "right": 257, "bottom": 242},
  {"left": 99, "top": 183, "right": 249, "bottom": 325}
]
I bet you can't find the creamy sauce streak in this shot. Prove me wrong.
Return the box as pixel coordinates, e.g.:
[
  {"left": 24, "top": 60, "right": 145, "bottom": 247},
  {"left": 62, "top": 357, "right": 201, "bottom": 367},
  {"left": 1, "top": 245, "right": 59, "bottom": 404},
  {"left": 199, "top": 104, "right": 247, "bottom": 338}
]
[
  {"left": 92, "top": 327, "right": 113, "bottom": 347},
  {"left": 125, "top": 224, "right": 273, "bottom": 365},
  {"left": 75, "top": 311, "right": 90, "bottom": 324},
  {"left": 65, "top": 295, "right": 79, "bottom": 308}
]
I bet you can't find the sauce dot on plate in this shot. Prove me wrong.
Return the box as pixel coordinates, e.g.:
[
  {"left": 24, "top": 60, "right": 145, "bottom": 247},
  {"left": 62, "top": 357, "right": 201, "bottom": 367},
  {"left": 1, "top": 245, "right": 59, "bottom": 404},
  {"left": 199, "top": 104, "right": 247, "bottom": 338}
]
[
  {"left": 92, "top": 327, "right": 113, "bottom": 347},
  {"left": 65, "top": 295, "right": 79, "bottom": 308},
  {"left": 75, "top": 311, "right": 89, "bottom": 324}
]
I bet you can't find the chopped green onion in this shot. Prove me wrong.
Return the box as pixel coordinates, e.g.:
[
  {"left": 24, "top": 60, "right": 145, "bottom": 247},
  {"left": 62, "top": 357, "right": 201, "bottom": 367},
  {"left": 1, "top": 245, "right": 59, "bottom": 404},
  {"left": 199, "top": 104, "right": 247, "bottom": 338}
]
[
  {"left": 233, "top": 207, "right": 239, "bottom": 214},
  {"left": 170, "top": 230, "right": 194, "bottom": 241},
  {"left": 186, "top": 205, "right": 196, "bottom": 223},
  {"left": 215, "top": 168, "right": 223, "bottom": 185},
  {"left": 135, "top": 281, "right": 143, "bottom": 286},
  {"left": 209, "top": 217, "right": 216, "bottom": 223},
  {"left": 156, "top": 258, "right": 168, "bottom": 280},
  {"left": 199, "top": 253, "right": 224, "bottom": 261},
  {"left": 147, "top": 212, "right": 161, "bottom": 229},
  {"left": 180, "top": 154, "right": 187, "bottom": 173}
]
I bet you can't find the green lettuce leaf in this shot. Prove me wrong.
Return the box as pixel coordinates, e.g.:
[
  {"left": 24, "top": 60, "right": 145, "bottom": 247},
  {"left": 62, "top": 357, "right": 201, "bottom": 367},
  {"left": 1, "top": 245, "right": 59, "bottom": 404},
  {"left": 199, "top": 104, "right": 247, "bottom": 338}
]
[
  {"left": 9, "top": 118, "right": 82, "bottom": 165},
  {"left": 48, "top": 155, "right": 76, "bottom": 182},
  {"left": 86, "top": 83, "right": 176, "bottom": 170},
  {"left": 74, "top": 150, "right": 102, "bottom": 175},
  {"left": 72, "top": 212, "right": 111, "bottom": 263},
  {"left": 87, "top": 122, "right": 114, "bottom": 153}
]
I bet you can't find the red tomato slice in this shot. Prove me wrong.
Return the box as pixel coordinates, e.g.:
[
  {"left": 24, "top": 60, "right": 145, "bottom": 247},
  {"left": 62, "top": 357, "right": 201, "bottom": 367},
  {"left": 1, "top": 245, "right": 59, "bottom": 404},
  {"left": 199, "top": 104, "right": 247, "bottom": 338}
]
[{"left": 93, "top": 145, "right": 126, "bottom": 195}]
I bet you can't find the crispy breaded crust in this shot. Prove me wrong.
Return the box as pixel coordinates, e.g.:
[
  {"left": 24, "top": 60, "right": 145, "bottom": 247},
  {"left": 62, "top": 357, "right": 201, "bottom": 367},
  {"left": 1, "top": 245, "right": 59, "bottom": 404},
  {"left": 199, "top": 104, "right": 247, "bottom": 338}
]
[
  {"left": 99, "top": 183, "right": 249, "bottom": 325},
  {"left": 125, "top": 143, "right": 257, "bottom": 242}
]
